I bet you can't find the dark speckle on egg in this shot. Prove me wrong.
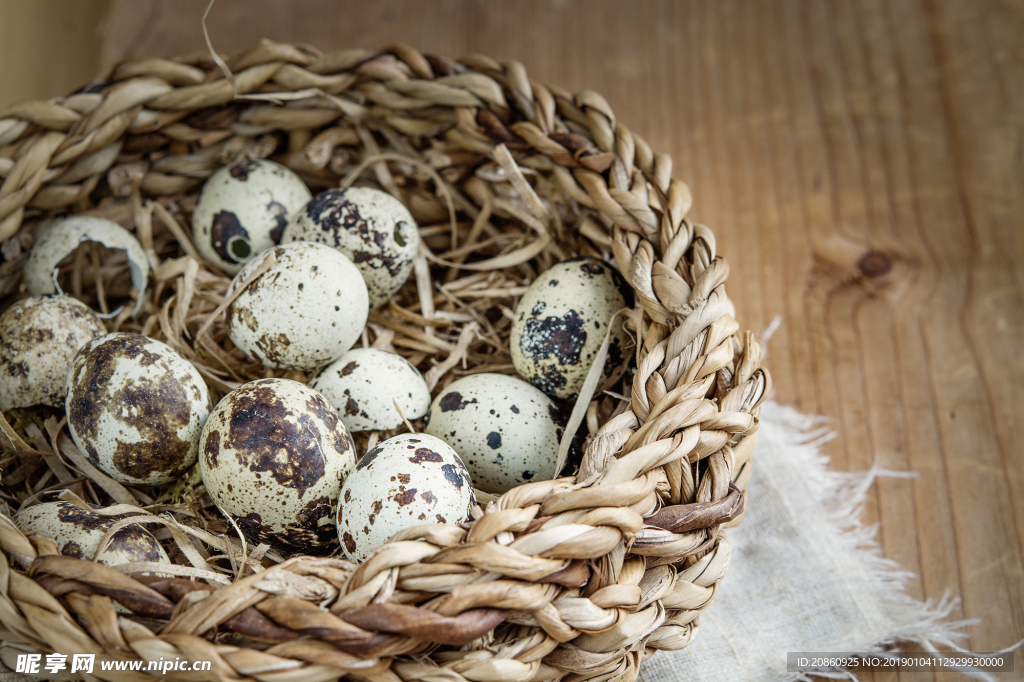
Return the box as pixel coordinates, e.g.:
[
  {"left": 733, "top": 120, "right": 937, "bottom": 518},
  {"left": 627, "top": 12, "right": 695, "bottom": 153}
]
[
  {"left": 229, "top": 158, "right": 259, "bottom": 180},
  {"left": 394, "top": 487, "right": 418, "bottom": 506},
  {"left": 486, "top": 432, "right": 502, "bottom": 449},
  {"left": 520, "top": 310, "right": 587, "bottom": 366},
  {"left": 267, "top": 200, "right": 288, "bottom": 243},
  {"left": 439, "top": 391, "right": 478, "bottom": 412},
  {"left": 442, "top": 463, "right": 466, "bottom": 488},
  {"left": 210, "top": 211, "right": 250, "bottom": 263},
  {"left": 409, "top": 448, "right": 443, "bottom": 463}
]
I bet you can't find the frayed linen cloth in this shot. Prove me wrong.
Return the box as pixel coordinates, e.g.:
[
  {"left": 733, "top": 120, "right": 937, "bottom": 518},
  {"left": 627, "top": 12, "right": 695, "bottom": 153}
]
[{"left": 641, "top": 402, "right": 986, "bottom": 682}]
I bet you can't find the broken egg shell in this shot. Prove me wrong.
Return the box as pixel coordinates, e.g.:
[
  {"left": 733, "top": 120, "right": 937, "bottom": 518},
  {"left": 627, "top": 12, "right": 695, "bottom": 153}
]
[
  {"left": 510, "top": 257, "right": 634, "bottom": 400},
  {"left": 192, "top": 158, "right": 312, "bottom": 274},
  {"left": 14, "top": 500, "right": 169, "bottom": 566},
  {"left": 226, "top": 242, "right": 369, "bottom": 371},
  {"left": 282, "top": 186, "right": 419, "bottom": 308},
  {"left": 23, "top": 215, "right": 150, "bottom": 317},
  {"left": 199, "top": 378, "right": 356, "bottom": 555},
  {"left": 424, "top": 373, "right": 563, "bottom": 494},
  {"left": 336, "top": 432, "right": 474, "bottom": 563},
  {"left": 0, "top": 295, "right": 106, "bottom": 410},
  {"left": 65, "top": 333, "right": 212, "bottom": 486},
  {"left": 310, "top": 347, "right": 430, "bottom": 432}
]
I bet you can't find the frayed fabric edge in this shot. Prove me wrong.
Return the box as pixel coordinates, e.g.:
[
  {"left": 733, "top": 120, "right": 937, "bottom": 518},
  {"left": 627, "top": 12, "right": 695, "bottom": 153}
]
[{"left": 760, "top": 402, "right": 1019, "bottom": 682}]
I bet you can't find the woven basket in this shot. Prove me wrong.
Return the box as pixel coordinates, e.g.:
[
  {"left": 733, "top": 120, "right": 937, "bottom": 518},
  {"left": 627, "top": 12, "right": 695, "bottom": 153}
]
[{"left": 0, "top": 40, "right": 768, "bottom": 682}]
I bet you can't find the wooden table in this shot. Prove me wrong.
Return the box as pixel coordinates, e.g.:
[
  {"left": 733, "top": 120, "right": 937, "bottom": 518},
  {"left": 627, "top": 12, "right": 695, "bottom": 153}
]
[{"left": 3, "top": 1, "right": 1022, "bottom": 678}]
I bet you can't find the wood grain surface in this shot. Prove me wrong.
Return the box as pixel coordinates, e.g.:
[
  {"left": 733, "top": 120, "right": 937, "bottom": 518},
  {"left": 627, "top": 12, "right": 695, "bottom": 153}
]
[
  {"left": 3, "top": 1, "right": 1022, "bottom": 679},
  {"left": 0, "top": 0, "right": 110, "bottom": 111}
]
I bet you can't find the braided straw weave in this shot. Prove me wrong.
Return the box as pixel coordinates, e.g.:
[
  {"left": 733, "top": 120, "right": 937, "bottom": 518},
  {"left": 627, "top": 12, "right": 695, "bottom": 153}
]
[{"left": 0, "top": 41, "right": 768, "bottom": 682}]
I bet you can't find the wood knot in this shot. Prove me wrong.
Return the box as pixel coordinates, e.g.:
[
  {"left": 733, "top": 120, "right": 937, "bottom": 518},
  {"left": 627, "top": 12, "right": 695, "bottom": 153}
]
[{"left": 857, "top": 250, "right": 892, "bottom": 278}]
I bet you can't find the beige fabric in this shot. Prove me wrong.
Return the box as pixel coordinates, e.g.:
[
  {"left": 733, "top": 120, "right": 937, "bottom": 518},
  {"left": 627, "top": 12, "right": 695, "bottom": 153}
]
[{"left": 641, "top": 402, "right": 971, "bottom": 682}]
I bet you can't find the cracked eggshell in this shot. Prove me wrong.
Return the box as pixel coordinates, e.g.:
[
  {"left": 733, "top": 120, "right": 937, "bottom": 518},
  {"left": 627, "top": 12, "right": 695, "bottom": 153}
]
[
  {"left": 424, "top": 373, "right": 563, "bottom": 494},
  {"left": 192, "top": 158, "right": 312, "bottom": 274},
  {"left": 23, "top": 215, "right": 150, "bottom": 317},
  {"left": 0, "top": 296, "right": 106, "bottom": 410},
  {"left": 199, "top": 378, "right": 356, "bottom": 555},
  {"left": 310, "top": 347, "right": 430, "bottom": 432},
  {"left": 226, "top": 242, "right": 369, "bottom": 371},
  {"left": 337, "top": 433, "right": 473, "bottom": 563},
  {"left": 282, "top": 186, "right": 419, "bottom": 307},
  {"left": 511, "top": 257, "right": 634, "bottom": 400},
  {"left": 66, "top": 333, "right": 212, "bottom": 486},
  {"left": 14, "top": 501, "right": 169, "bottom": 567}
]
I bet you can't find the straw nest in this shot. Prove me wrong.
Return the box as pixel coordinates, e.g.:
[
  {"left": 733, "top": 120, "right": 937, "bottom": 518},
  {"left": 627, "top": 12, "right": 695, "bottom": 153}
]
[{"left": 0, "top": 40, "right": 768, "bottom": 682}]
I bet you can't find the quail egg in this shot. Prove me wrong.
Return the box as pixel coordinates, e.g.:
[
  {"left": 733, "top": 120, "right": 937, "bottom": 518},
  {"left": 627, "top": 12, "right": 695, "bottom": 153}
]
[
  {"left": 336, "top": 433, "right": 474, "bottom": 563},
  {"left": 310, "top": 347, "right": 431, "bottom": 432},
  {"left": 0, "top": 295, "right": 106, "bottom": 410},
  {"left": 23, "top": 215, "right": 150, "bottom": 316},
  {"left": 511, "top": 257, "right": 633, "bottom": 400},
  {"left": 226, "top": 242, "right": 369, "bottom": 371},
  {"left": 424, "top": 373, "right": 563, "bottom": 494},
  {"left": 192, "top": 158, "right": 312, "bottom": 274},
  {"left": 65, "top": 333, "right": 212, "bottom": 486},
  {"left": 199, "top": 378, "right": 356, "bottom": 555},
  {"left": 282, "top": 186, "right": 419, "bottom": 307},
  {"left": 14, "top": 501, "right": 169, "bottom": 567}
]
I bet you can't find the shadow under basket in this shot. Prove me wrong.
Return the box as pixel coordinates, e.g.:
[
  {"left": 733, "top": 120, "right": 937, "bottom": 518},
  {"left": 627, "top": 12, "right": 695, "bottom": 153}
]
[{"left": 0, "top": 41, "right": 768, "bottom": 682}]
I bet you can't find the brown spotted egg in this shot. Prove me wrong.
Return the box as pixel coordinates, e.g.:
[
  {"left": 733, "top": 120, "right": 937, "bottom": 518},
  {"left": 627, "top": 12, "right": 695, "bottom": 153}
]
[
  {"left": 192, "top": 158, "right": 312, "bottom": 274},
  {"left": 198, "top": 378, "right": 356, "bottom": 555},
  {"left": 65, "top": 333, "right": 212, "bottom": 486},
  {"left": 424, "top": 373, "right": 563, "bottom": 494},
  {"left": 226, "top": 242, "right": 369, "bottom": 371},
  {"left": 0, "top": 296, "right": 106, "bottom": 410},
  {"left": 310, "top": 347, "right": 431, "bottom": 432},
  {"left": 511, "top": 257, "right": 634, "bottom": 400},
  {"left": 282, "top": 186, "right": 419, "bottom": 307},
  {"left": 14, "top": 501, "right": 169, "bottom": 567},
  {"left": 336, "top": 433, "right": 474, "bottom": 563}
]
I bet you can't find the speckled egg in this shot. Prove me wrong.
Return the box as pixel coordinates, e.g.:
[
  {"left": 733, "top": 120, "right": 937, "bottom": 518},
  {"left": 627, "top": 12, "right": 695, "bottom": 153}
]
[
  {"left": 336, "top": 433, "right": 474, "bottom": 562},
  {"left": 511, "top": 257, "right": 634, "bottom": 400},
  {"left": 424, "top": 373, "right": 563, "bottom": 494},
  {"left": 226, "top": 242, "right": 369, "bottom": 371},
  {"left": 66, "top": 333, "right": 212, "bottom": 486},
  {"left": 282, "top": 187, "right": 419, "bottom": 307},
  {"left": 0, "top": 296, "right": 106, "bottom": 410},
  {"left": 192, "top": 158, "right": 312, "bottom": 274},
  {"left": 199, "top": 378, "right": 356, "bottom": 555},
  {"left": 14, "top": 501, "right": 169, "bottom": 567},
  {"left": 310, "top": 348, "right": 430, "bottom": 432}
]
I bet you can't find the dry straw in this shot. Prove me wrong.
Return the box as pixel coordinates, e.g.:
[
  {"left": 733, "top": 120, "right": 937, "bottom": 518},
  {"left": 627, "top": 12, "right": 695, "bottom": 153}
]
[{"left": 0, "top": 39, "right": 768, "bottom": 681}]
